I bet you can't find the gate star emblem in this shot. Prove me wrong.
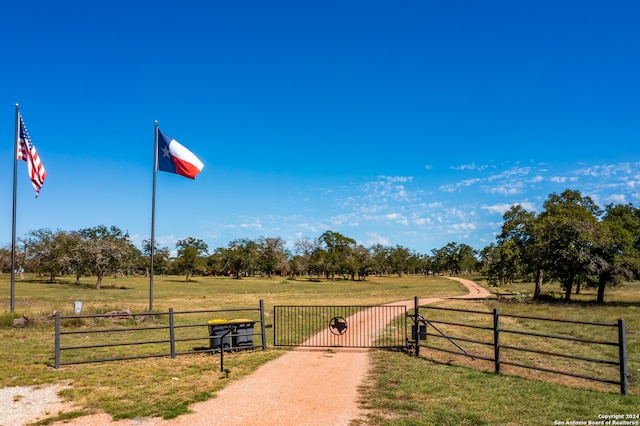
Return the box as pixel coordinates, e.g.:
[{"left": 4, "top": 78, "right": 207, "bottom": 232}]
[{"left": 329, "top": 316, "right": 348, "bottom": 335}]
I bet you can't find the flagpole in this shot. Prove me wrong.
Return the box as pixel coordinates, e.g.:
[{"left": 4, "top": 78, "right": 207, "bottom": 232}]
[
  {"left": 150, "top": 120, "right": 159, "bottom": 312},
  {"left": 10, "top": 104, "right": 20, "bottom": 313}
]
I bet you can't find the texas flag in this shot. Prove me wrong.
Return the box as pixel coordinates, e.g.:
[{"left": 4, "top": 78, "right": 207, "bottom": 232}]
[{"left": 156, "top": 129, "right": 204, "bottom": 179}]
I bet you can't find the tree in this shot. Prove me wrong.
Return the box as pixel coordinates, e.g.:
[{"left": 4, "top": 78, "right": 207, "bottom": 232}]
[
  {"left": 431, "top": 242, "right": 472, "bottom": 276},
  {"left": 369, "top": 244, "right": 391, "bottom": 275},
  {"left": 293, "top": 238, "right": 318, "bottom": 280},
  {"left": 354, "top": 244, "right": 374, "bottom": 279},
  {"left": 538, "top": 190, "right": 601, "bottom": 302},
  {"left": 206, "top": 250, "right": 226, "bottom": 276},
  {"left": 257, "top": 236, "right": 287, "bottom": 278},
  {"left": 219, "top": 238, "right": 259, "bottom": 279},
  {"left": 10, "top": 238, "right": 29, "bottom": 278},
  {"left": 419, "top": 253, "right": 433, "bottom": 275},
  {"left": 310, "top": 244, "right": 328, "bottom": 280},
  {"left": 602, "top": 203, "right": 640, "bottom": 270},
  {"left": 458, "top": 244, "right": 478, "bottom": 273},
  {"left": 388, "top": 245, "right": 412, "bottom": 277},
  {"left": 339, "top": 244, "right": 367, "bottom": 280},
  {"left": 142, "top": 239, "right": 171, "bottom": 277},
  {"left": 498, "top": 205, "right": 547, "bottom": 298},
  {"left": 588, "top": 204, "right": 640, "bottom": 303},
  {"left": 0, "top": 246, "right": 12, "bottom": 274},
  {"left": 175, "top": 237, "right": 209, "bottom": 281},
  {"left": 407, "top": 252, "right": 427, "bottom": 275},
  {"left": 79, "top": 225, "right": 136, "bottom": 289},
  {"left": 64, "top": 231, "right": 89, "bottom": 284},
  {"left": 430, "top": 246, "right": 448, "bottom": 275},
  {"left": 480, "top": 241, "right": 520, "bottom": 286},
  {"left": 24, "top": 228, "right": 71, "bottom": 283},
  {"left": 319, "top": 231, "right": 356, "bottom": 281}
]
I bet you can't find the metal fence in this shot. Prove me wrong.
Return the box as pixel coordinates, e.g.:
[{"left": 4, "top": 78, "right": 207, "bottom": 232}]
[
  {"left": 274, "top": 305, "right": 407, "bottom": 348},
  {"left": 410, "top": 297, "right": 630, "bottom": 395},
  {"left": 54, "top": 301, "right": 267, "bottom": 368}
]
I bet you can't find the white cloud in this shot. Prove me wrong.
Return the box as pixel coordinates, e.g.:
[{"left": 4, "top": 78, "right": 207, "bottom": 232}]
[
  {"left": 482, "top": 204, "right": 513, "bottom": 215},
  {"left": 574, "top": 166, "right": 600, "bottom": 177},
  {"left": 451, "top": 162, "right": 489, "bottom": 171},
  {"left": 330, "top": 213, "right": 359, "bottom": 227},
  {"left": 445, "top": 208, "right": 468, "bottom": 221},
  {"left": 438, "top": 184, "right": 455, "bottom": 193},
  {"left": 485, "top": 184, "right": 522, "bottom": 196},
  {"left": 574, "top": 162, "right": 639, "bottom": 178},
  {"left": 441, "top": 166, "right": 535, "bottom": 195},
  {"left": 446, "top": 222, "right": 477, "bottom": 234},
  {"left": 239, "top": 223, "right": 262, "bottom": 230},
  {"left": 518, "top": 201, "right": 537, "bottom": 211},
  {"left": 385, "top": 213, "right": 408, "bottom": 225},
  {"left": 297, "top": 223, "right": 317, "bottom": 232},
  {"left": 361, "top": 176, "right": 416, "bottom": 202},
  {"left": 129, "top": 233, "right": 147, "bottom": 248},
  {"left": 414, "top": 217, "right": 432, "bottom": 225},
  {"left": 607, "top": 194, "right": 627, "bottom": 204},
  {"left": 482, "top": 201, "right": 538, "bottom": 215},
  {"left": 439, "top": 178, "right": 481, "bottom": 192},
  {"left": 550, "top": 176, "right": 567, "bottom": 183},
  {"left": 150, "top": 235, "right": 179, "bottom": 249},
  {"left": 486, "top": 166, "right": 531, "bottom": 182},
  {"left": 366, "top": 232, "right": 390, "bottom": 246},
  {"left": 379, "top": 175, "right": 413, "bottom": 183}
]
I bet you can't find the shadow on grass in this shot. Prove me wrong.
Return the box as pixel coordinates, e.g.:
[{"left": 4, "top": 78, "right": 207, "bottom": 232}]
[
  {"left": 15, "top": 279, "right": 132, "bottom": 290},
  {"left": 163, "top": 278, "right": 203, "bottom": 283}
]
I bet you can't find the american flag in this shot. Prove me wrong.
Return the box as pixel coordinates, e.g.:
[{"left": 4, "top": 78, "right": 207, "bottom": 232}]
[{"left": 17, "top": 113, "right": 47, "bottom": 196}]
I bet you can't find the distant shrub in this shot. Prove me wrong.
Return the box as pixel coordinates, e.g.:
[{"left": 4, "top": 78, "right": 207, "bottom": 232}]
[{"left": 0, "top": 312, "right": 21, "bottom": 328}]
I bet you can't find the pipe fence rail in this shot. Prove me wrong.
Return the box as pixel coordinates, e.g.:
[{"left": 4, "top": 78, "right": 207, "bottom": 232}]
[
  {"left": 54, "top": 301, "right": 267, "bottom": 368},
  {"left": 410, "top": 297, "right": 630, "bottom": 395}
]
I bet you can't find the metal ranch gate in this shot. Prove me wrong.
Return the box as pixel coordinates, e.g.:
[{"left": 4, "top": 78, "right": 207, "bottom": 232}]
[{"left": 273, "top": 305, "right": 407, "bottom": 348}]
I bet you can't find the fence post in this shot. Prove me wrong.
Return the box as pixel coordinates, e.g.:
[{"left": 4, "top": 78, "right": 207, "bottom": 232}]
[
  {"left": 169, "top": 308, "right": 176, "bottom": 359},
  {"left": 414, "top": 296, "right": 420, "bottom": 357},
  {"left": 493, "top": 308, "right": 500, "bottom": 374},
  {"left": 260, "top": 299, "right": 267, "bottom": 351},
  {"left": 618, "top": 318, "right": 628, "bottom": 395},
  {"left": 55, "top": 311, "right": 61, "bottom": 369}
]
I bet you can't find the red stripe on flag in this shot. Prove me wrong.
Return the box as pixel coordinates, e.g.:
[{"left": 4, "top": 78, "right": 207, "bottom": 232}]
[{"left": 18, "top": 114, "right": 47, "bottom": 196}]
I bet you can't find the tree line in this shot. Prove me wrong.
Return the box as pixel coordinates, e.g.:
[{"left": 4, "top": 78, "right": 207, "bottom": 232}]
[
  {"left": 2, "top": 188, "right": 638, "bottom": 303},
  {"left": 1, "top": 228, "right": 477, "bottom": 288},
  {"left": 480, "top": 189, "right": 640, "bottom": 303}
]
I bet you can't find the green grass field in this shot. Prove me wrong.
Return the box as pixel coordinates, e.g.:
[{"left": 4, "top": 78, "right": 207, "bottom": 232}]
[{"left": 0, "top": 273, "right": 638, "bottom": 425}]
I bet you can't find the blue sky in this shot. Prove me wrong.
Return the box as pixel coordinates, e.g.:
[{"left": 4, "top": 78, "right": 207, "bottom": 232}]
[{"left": 1, "top": 1, "right": 639, "bottom": 256}]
